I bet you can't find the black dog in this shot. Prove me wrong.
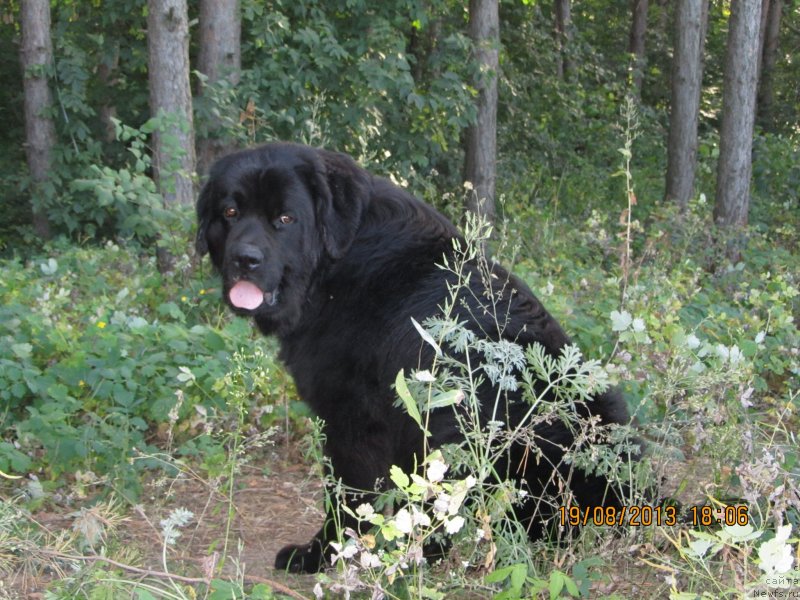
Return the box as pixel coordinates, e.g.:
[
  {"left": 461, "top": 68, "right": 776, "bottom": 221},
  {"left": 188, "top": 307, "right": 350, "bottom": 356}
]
[{"left": 196, "top": 142, "right": 634, "bottom": 573}]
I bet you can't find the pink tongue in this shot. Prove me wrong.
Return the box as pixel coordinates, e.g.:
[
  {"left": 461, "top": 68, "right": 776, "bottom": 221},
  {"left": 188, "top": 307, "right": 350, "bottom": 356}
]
[{"left": 229, "top": 281, "right": 264, "bottom": 310}]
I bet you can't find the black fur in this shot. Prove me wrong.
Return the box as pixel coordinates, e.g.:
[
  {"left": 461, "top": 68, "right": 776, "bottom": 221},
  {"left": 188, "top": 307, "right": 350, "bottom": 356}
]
[{"left": 196, "top": 142, "right": 634, "bottom": 573}]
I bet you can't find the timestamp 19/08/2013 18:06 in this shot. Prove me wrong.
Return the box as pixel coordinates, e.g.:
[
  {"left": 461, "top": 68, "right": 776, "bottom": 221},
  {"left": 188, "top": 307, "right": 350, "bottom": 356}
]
[{"left": 558, "top": 504, "right": 750, "bottom": 528}]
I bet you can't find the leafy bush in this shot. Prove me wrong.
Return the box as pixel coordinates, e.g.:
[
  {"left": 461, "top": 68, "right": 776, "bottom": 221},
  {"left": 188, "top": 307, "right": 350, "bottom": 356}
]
[
  {"left": 233, "top": 0, "right": 477, "bottom": 193},
  {"left": 0, "top": 240, "right": 292, "bottom": 498}
]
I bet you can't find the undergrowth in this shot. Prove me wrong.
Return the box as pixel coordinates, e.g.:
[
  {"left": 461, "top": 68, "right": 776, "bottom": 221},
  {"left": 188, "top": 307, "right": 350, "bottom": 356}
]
[
  {"left": 1, "top": 128, "right": 798, "bottom": 598},
  {"left": 309, "top": 182, "right": 799, "bottom": 599}
]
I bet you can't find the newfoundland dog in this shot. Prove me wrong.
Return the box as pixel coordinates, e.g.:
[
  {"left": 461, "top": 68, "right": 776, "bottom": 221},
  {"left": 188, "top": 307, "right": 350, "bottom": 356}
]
[{"left": 196, "top": 142, "right": 635, "bottom": 573}]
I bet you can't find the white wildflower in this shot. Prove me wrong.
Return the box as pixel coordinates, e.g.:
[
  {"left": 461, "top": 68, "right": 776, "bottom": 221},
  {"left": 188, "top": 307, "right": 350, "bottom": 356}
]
[
  {"left": 426, "top": 459, "right": 448, "bottom": 483},
  {"left": 415, "top": 369, "right": 436, "bottom": 382},
  {"left": 433, "top": 493, "right": 450, "bottom": 518},
  {"left": 330, "top": 541, "right": 358, "bottom": 564},
  {"left": 444, "top": 515, "right": 465, "bottom": 535},
  {"left": 176, "top": 366, "right": 196, "bottom": 383},
  {"left": 355, "top": 503, "right": 375, "bottom": 520},
  {"left": 740, "top": 387, "right": 755, "bottom": 409},
  {"left": 407, "top": 543, "right": 425, "bottom": 566},
  {"left": 360, "top": 550, "right": 382, "bottom": 569},
  {"left": 686, "top": 333, "right": 701, "bottom": 350},
  {"left": 610, "top": 310, "right": 633, "bottom": 332},
  {"left": 729, "top": 345, "right": 744, "bottom": 366},
  {"left": 758, "top": 525, "right": 794, "bottom": 576},
  {"left": 411, "top": 506, "right": 431, "bottom": 528},
  {"left": 394, "top": 508, "right": 413, "bottom": 535}
]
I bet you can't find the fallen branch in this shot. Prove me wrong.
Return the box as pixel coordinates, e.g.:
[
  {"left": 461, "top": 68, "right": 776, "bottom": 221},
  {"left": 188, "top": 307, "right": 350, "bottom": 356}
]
[{"left": 244, "top": 573, "right": 315, "bottom": 600}]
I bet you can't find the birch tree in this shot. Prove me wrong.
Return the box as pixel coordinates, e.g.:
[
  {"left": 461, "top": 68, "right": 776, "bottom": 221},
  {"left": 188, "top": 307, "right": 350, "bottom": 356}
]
[
  {"left": 628, "top": 0, "right": 649, "bottom": 95},
  {"left": 147, "top": 0, "right": 196, "bottom": 207},
  {"left": 757, "top": 0, "right": 782, "bottom": 129},
  {"left": 665, "top": 0, "right": 708, "bottom": 208},
  {"left": 464, "top": 0, "right": 499, "bottom": 227},
  {"left": 197, "top": 0, "right": 241, "bottom": 174},
  {"left": 714, "top": 0, "right": 763, "bottom": 230},
  {"left": 554, "top": 0, "right": 572, "bottom": 79},
  {"left": 20, "top": 0, "right": 56, "bottom": 239}
]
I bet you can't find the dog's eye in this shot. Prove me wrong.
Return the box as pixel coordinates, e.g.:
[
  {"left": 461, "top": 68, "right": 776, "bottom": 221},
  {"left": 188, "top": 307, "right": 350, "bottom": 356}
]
[
  {"left": 278, "top": 215, "right": 295, "bottom": 225},
  {"left": 223, "top": 207, "right": 238, "bottom": 219}
]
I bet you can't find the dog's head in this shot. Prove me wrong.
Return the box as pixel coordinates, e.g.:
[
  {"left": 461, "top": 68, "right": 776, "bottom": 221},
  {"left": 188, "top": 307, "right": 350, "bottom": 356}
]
[{"left": 196, "top": 143, "right": 370, "bottom": 333}]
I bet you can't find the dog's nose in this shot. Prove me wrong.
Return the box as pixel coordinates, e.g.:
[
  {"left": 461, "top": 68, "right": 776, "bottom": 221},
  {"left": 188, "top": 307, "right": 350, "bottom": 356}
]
[{"left": 231, "top": 244, "right": 263, "bottom": 272}]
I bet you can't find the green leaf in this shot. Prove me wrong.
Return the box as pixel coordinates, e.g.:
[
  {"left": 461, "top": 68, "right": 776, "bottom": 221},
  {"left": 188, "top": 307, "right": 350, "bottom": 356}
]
[
  {"left": 204, "top": 330, "right": 227, "bottom": 352},
  {"left": 484, "top": 564, "right": 515, "bottom": 584},
  {"left": 549, "top": 571, "right": 565, "bottom": 599},
  {"left": 12, "top": 343, "right": 33, "bottom": 359},
  {"left": 411, "top": 317, "right": 441, "bottom": 356},
  {"left": 380, "top": 519, "right": 402, "bottom": 542},
  {"left": 740, "top": 339, "right": 758, "bottom": 357},
  {"left": 395, "top": 369, "right": 422, "bottom": 428},
  {"left": 0, "top": 442, "right": 32, "bottom": 473},
  {"left": 421, "top": 587, "right": 445, "bottom": 600},
  {"left": 250, "top": 583, "right": 277, "bottom": 599},
  {"left": 389, "top": 464, "right": 410, "bottom": 490},
  {"left": 428, "top": 389, "right": 464, "bottom": 410},
  {"left": 510, "top": 563, "right": 527, "bottom": 590},
  {"left": 685, "top": 533, "right": 718, "bottom": 559},
  {"left": 564, "top": 575, "right": 579, "bottom": 596},
  {"left": 209, "top": 579, "right": 239, "bottom": 600}
]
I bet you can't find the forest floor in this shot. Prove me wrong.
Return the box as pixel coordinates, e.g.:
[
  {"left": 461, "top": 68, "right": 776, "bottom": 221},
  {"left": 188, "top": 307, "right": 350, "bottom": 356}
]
[
  {"left": 3, "top": 448, "right": 676, "bottom": 600},
  {"left": 2, "top": 433, "right": 709, "bottom": 599},
  {"left": 3, "top": 448, "right": 324, "bottom": 599}
]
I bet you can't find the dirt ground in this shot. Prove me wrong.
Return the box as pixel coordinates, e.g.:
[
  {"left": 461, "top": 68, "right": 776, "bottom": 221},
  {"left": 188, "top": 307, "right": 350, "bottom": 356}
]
[
  {"left": 3, "top": 451, "right": 325, "bottom": 598},
  {"left": 2, "top": 441, "right": 703, "bottom": 598}
]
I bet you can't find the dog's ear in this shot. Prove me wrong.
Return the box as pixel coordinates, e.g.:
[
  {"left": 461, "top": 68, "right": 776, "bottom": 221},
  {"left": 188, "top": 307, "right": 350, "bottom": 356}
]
[
  {"left": 195, "top": 181, "right": 213, "bottom": 257},
  {"left": 300, "top": 148, "right": 370, "bottom": 259}
]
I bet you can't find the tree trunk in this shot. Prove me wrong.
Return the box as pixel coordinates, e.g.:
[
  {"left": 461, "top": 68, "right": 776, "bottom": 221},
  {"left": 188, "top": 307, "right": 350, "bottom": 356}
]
[
  {"left": 20, "top": 0, "right": 56, "bottom": 239},
  {"left": 757, "top": 0, "right": 771, "bottom": 67},
  {"left": 656, "top": 0, "right": 671, "bottom": 38},
  {"left": 97, "top": 44, "right": 120, "bottom": 143},
  {"left": 714, "top": 0, "right": 762, "bottom": 230},
  {"left": 665, "top": 0, "right": 708, "bottom": 208},
  {"left": 196, "top": 0, "right": 241, "bottom": 175},
  {"left": 408, "top": 12, "right": 441, "bottom": 84},
  {"left": 554, "top": 0, "right": 572, "bottom": 79},
  {"left": 757, "top": 0, "right": 782, "bottom": 129},
  {"left": 147, "top": 0, "right": 196, "bottom": 207},
  {"left": 464, "top": 0, "right": 499, "bottom": 228},
  {"left": 628, "top": 0, "right": 649, "bottom": 95}
]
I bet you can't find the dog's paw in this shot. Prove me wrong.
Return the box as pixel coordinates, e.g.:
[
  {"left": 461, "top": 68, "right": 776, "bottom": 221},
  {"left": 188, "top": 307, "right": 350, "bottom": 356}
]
[{"left": 275, "top": 542, "right": 325, "bottom": 573}]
